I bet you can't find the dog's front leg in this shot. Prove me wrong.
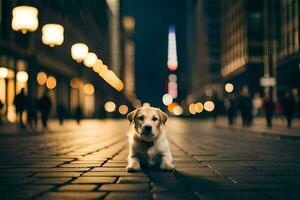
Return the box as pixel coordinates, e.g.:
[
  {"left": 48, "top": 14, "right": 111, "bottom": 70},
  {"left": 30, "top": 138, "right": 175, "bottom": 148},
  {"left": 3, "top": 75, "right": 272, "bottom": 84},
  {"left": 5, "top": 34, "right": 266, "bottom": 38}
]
[
  {"left": 160, "top": 154, "right": 175, "bottom": 171},
  {"left": 127, "top": 156, "right": 141, "bottom": 172}
]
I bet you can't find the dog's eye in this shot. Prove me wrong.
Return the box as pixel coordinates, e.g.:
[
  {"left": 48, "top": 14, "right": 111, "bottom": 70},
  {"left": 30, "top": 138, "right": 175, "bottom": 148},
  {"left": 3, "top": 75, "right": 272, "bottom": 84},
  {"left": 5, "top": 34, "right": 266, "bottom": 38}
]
[
  {"left": 137, "top": 116, "right": 144, "bottom": 121},
  {"left": 152, "top": 117, "right": 158, "bottom": 121}
]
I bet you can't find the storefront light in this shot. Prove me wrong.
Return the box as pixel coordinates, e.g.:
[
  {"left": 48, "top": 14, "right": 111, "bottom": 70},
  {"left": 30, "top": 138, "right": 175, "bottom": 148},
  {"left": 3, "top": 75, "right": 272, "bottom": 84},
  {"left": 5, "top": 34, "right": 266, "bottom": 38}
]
[
  {"left": 0, "top": 67, "right": 8, "bottom": 78},
  {"left": 16, "top": 71, "right": 28, "bottom": 82},
  {"left": 11, "top": 6, "right": 38, "bottom": 34},
  {"left": 42, "top": 24, "right": 64, "bottom": 47},
  {"left": 83, "top": 52, "right": 98, "bottom": 68},
  {"left": 71, "top": 43, "right": 89, "bottom": 62}
]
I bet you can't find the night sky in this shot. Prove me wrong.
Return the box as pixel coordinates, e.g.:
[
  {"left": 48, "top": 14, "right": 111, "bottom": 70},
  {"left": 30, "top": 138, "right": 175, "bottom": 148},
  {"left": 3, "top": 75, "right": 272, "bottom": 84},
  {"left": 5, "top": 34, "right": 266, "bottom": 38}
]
[{"left": 121, "top": 0, "right": 188, "bottom": 107}]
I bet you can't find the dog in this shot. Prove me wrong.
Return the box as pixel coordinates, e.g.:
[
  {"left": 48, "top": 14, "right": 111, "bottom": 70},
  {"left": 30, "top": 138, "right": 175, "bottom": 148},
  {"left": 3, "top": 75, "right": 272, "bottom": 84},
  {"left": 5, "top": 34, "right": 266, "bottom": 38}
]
[{"left": 126, "top": 106, "right": 174, "bottom": 172}]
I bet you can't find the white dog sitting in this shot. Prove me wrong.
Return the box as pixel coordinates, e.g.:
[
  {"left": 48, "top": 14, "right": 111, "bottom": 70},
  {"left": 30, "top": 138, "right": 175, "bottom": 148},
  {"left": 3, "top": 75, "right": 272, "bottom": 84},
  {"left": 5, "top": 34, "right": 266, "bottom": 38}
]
[{"left": 126, "top": 107, "right": 174, "bottom": 172}]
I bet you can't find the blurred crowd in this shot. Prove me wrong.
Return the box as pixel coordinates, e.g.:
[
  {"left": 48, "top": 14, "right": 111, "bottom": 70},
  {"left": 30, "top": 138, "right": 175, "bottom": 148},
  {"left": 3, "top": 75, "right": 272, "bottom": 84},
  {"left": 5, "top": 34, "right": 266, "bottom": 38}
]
[{"left": 223, "top": 86, "right": 298, "bottom": 129}]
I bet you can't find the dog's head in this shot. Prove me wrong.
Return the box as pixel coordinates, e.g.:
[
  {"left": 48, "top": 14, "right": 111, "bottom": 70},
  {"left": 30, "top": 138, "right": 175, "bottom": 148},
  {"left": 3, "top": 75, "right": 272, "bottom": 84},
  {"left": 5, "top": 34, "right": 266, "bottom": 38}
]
[{"left": 127, "top": 107, "right": 168, "bottom": 142}]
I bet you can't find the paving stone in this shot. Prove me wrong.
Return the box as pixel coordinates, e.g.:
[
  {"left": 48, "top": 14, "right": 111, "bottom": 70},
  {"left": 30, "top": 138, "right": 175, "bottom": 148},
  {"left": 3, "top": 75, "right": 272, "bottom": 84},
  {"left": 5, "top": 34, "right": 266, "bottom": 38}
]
[
  {"left": 58, "top": 184, "right": 97, "bottom": 191},
  {"left": 39, "top": 192, "right": 106, "bottom": 199},
  {"left": 99, "top": 183, "right": 149, "bottom": 191},
  {"left": 105, "top": 192, "right": 152, "bottom": 200},
  {"left": 153, "top": 192, "right": 196, "bottom": 200},
  {"left": 72, "top": 177, "right": 116, "bottom": 184},
  {"left": 91, "top": 167, "right": 126, "bottom": 172},
  {"left": 60, "top": 163, "right": 102, "bottom": 168},
  {"left": 34, "top": 172, "right": 83, "bottom": 177},
  {"left": 35, "top": 177, "right": 72, "bottom": 184},
  {"left": 117, "top": 176, "right": 150, "bottom": 183},
  {"left": 82, "top": 171, "right": 146, "bottom": 177}
]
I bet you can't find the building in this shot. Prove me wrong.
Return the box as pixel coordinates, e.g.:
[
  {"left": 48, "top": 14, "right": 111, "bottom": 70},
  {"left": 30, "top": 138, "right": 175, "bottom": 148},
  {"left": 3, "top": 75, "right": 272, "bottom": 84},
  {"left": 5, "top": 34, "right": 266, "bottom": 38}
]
[
  {"left": 221, "top": 0, "right": 264, "bottom": 96},
  {"left": 0, "top": 0, "right": 126, "bottom": 122}
]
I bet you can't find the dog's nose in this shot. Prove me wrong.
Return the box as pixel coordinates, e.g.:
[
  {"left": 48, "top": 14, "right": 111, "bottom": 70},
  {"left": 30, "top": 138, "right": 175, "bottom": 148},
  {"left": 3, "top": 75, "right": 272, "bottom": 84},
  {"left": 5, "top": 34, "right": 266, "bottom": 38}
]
[{"left": 143, "top": 125, "right": 152, "bottom": 133}]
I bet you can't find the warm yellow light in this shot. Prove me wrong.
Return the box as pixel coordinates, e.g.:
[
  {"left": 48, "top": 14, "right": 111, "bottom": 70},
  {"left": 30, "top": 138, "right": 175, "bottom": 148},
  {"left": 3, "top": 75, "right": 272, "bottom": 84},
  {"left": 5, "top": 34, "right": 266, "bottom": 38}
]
[
  {"left": 70, "top": 78, "right": 81, "bottom": 89},
  {"left": 71, "top": 43, "right": 89, "bottom": 62},
  {"left": 98, "top": 64, "right": 108, "bottom": 75},
  {"left": 225, "top": 83, "right": 234, "bottom": 93},
  {"left": 100, "top": 70, "right": 124, "bottom": 91},
  {"left": 16, "top": 71, "right": 28, "bottom": 82},
  {"left": 83, "top": 83, "right": 94, "bottom": 95},
  {"left": 83, "top": 52, "right": 98, "bottom": 68},
  {"left": 104, "top": 101, "right": 116, "bottom": 112},
  {"left": 12, "top": 6, "right": 38, "bottom": 33},
  {"left": 123, "top": 16, "right": 135, "bottom": 32},
  {"left": 0, "top": 67, "right": 8, "bottom": 78},
  {"left": 119, "top": 105, "right": 129, "bottom": 115},
  {"left": 46, "top": 76, "right": 57, "bottom": 89},
  {"left": 195, "top": 102, "right": 203, "bottom": 113},
  {"left": 162, "top": 94, "right": 173, "bottom": 106},
  {"left": 189, "top": 103, "right": 196, "bottom": 115},
  {"left": 42, "top": 24, "right": 64, "bottom": 47},
  {"left": 92, "top": 59, "right": 104, "bottom": 73},
  {"left": 204, "top": 101, "right": 215, "bottom": 112},
  {"left": 36, "top": 71, "right": 47, "bottom": 85},
  {"left": 173, "top": 105, "right": 183, "bottom": 116}
]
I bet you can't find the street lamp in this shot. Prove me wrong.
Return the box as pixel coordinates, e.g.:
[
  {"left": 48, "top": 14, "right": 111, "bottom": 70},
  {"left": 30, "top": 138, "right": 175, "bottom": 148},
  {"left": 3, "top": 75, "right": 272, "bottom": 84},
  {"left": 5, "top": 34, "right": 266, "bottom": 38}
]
[
  {"left": 11, "top": 6, "right": 38, "bottom": 34},
  {"left": 71, "top": 43, "right": 89, "bottom": 62},
  {"left": 0, "top": 67, "right": 8, "bottom": 79},
  {"left": 83, "top": 52, "right": 97, "bottom": 68},
  {"left": 83, "top": 83, "right": 94, "bottom": 95},
  {"left": 16, "top": 71, "right": 28, "bottom": 82},
  {"left": 225, "top": 83, "right": 234, "bottom": 93},
  {"left": 42, "top": 24, "right": 64, "bottom": 47}
]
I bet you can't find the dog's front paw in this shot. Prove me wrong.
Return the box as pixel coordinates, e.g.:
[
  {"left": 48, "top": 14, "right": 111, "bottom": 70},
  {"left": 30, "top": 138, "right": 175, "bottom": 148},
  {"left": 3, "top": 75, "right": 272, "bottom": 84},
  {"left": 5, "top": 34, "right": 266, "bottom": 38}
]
[
  {"left": 126, "top": 164, "right": 141, "bottom": 172},
  {"left": 160, "top": 162, "right": 175, "bottom": 171}
]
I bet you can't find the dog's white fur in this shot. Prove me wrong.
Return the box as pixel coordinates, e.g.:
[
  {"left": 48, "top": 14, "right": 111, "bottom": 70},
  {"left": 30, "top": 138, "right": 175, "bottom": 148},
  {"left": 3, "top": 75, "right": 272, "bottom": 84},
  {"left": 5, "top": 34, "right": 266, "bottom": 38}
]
[{"left": 126, "top": 107, "right": 174, "bottom": 172}]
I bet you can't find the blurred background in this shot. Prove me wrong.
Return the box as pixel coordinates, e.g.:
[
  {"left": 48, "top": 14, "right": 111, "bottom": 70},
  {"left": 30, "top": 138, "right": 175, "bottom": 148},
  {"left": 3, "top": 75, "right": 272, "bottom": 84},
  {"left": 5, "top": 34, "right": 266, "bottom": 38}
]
[{"left": 0, "top": 0, "right": 299, "bottom": 126}]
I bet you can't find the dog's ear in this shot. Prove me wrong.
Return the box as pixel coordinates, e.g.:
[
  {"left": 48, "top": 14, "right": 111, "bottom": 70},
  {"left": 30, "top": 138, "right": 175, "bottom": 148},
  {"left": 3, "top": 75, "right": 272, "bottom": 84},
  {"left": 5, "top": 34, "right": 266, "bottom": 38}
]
[
  {"left": 127, "top": 109, "right": 137, "bottom": 124},
  {"left": 157, "top": 109, "right": 168, "bottom": 125}
]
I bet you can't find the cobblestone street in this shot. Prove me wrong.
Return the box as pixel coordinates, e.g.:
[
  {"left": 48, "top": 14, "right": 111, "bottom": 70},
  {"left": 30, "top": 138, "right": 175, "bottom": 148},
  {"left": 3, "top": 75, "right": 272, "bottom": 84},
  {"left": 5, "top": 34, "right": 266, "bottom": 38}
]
[{"left": 1, "top": 119, "right": 300, "bottom": 199}]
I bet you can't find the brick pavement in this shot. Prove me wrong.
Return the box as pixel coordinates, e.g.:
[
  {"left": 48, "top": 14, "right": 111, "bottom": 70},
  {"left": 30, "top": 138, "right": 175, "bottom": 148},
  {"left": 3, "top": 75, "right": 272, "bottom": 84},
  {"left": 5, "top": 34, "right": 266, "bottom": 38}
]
[{"left": 0, "top": 119, "right": 300, "bottom": 199}]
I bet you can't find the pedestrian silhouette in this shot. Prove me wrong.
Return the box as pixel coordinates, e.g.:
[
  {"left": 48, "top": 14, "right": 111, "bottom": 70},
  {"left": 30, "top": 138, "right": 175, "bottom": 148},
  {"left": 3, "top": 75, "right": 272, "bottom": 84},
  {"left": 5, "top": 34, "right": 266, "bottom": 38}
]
[
  {"left": 75, "top": 106, "right": 83, "bottom": 124},
  {"left": 225, "top": 93, "right": 237, "bottom": 125},
  {"left": 0, "top": 99, "right": 4, "bottom": 124},
  {"left": 282, "top": 91, "right": 296, "bottom": 129},
  {"left": 38, "top": 91, "right": 52, "bottom": 130},
  {"left": 57, "top": 104, "right": 65, "bottom": 125},
  {"left": 13, "top": 88, "right": 28, "bottom": 129},
  {"left": 263, "top": 93, "right": 274, "bottom": 128},
  {"left": 27, "top": 96, "right": 38, "bottom": 129},
  {"left": 239, "top": 87, "right": 253, "bottom": 126}
]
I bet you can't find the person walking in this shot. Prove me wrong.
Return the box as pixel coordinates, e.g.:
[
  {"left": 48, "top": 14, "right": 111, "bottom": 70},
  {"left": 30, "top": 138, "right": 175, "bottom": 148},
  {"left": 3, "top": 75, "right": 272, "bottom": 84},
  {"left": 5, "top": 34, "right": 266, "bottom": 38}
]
[
  {"left": 263, "top": 93, "right": 274, "bottom": 128},
  {"left": 57, "top": 104, "right": 65, "bottom": 125},
  {"left": 13, "top": 88, "right": 28, "bottom": 129},
  {"left": 0, "top": 99, "right": 4, "bottom": 124},
  {"left": 225, "top": 94, "right": 237, "bottom": 125},
  {"left": 282, "top": 91, "right": 296, "bottom": 129},
  {"left": 27, "top": 96, "right": 38, "bottom": 129},
  {"left": 75, "top": 106, "right": 83, "bottom": 125},
  {"left": 239, "top": 87, "right": 253, "bottom": 126},
  {"left": 38, "top": 91, "right": 52, "bottom": 130}
]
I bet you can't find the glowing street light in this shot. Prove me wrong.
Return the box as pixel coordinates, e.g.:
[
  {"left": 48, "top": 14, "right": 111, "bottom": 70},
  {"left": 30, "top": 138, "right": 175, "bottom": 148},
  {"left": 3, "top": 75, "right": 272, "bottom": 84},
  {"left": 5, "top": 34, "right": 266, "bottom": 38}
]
[
  {"left": 189, "top": 103, "right": 196, "bottom": 115},
  {"left": 71, "top": 43, "right": 89, "bottom": 62},
  {"left": 11, "top": 6, "right": 38, "bottom": 34},
  {"left": 225, "top": 83, "right": 234, "bottom": 93},
  {"left": 46, "top": 76, "right": 57, "bottom": 89},
  {"left": 83, "top": 52, "right": 98, "bottom": 68},
  {"left": 162, "top": 93, "right": 173, "bottom": 106},
  {"left": 16, "top": 71, "right": 28, "bottom": 82},
  {"left": 204, "top": 101, "right": 215, "bottom": 112},
  {"left": 83, "top": 83, "right": 95, "bottom": 95},
  {"left": 0, "top": 67, "right": 8, "bottom": 78},
  {"left": 195, "top": 102, "right": 204, "bottom": 113},
  {"left": 119, "top": 105, "right": 129, "bottom": 115},
  {"left": 104, "top": 101, "right": 116, "bottom": 112},
  {"left": 36, "top": 71, "right": 47, "bottom": 85},
  {"left": 173, "top": 105, "right": 183, "bottom": 116},
  {"left": 42, "top": 24, "right": 64, "bottom": 47}
]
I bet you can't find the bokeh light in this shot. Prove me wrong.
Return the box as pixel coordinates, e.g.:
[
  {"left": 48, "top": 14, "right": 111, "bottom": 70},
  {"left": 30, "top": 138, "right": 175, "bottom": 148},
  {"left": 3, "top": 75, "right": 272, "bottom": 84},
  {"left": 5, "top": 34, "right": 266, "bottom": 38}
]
[
  {"left": 46, "top": 76, "right": 57, "bottom": 89},
  {"left": 16, "top": 71, "right": 28, "bottom": 82},
  {"left": 204, "top": 101, "right": 215, "bottom": 112},
  {"left": 162, "top": 93, "right": 173, "bottom": 106},
  {"left": 195, "top": 102, "right": 204, "bottom": 113},
  {"left": 71, "top": 43, "right": 89, "bottom": 62},
  {"left": 225, "top": 83, "right": 234, "bottom": 93},
  {"left": 37, "top": 72, "right": 47, "bottom": 85},
  {"left": 119, "top": 105, "right": 129, "bottom": 115},
  {"left": 83, "top": 83, "right": 94, "bottom": 95},
  {"left": 173, "top": 105, "right": 183, "bottom": 116},
  {"left": 0, "top": 67, "right": 8, "bottom": 78},
  {"left": 189, "top": 103, "right": 196, "bottom": 115},
  {"left": 83, "top": 52, "right": 98, "bottom": 68},
  {"left": 104, "top": 101, "right": 116, "bottom": 112}
]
